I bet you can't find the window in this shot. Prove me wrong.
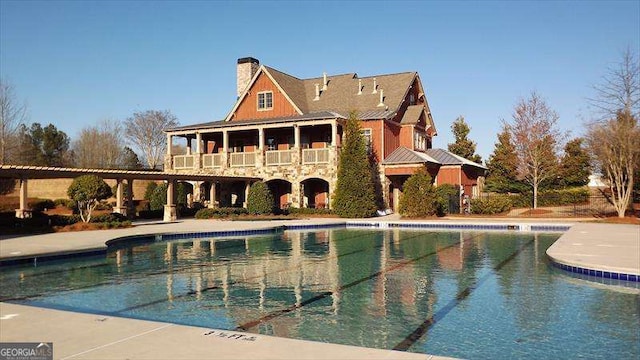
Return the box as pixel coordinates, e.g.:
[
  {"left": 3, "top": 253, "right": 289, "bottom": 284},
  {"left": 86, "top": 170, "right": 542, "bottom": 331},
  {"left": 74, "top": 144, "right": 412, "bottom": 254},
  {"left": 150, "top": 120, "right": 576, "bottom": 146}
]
[
  {"left": 361, "top": 128, "right": 372, "bottom": 152},
  {"left": 409, "top": 93, "right": 416, "bottom": 105},
  {"left": 257, "top": 91, "right": 273, "bottom": 110}
]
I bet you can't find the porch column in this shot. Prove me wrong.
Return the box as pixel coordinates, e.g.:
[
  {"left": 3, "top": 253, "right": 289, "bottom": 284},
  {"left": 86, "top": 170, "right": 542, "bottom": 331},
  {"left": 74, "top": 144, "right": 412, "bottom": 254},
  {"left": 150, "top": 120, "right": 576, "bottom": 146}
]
[
  {"left": 331, "top": 121, "right": 337, "bottom": 147},
  {"left": 126, "top": 179, "right": 135, "bottom": 218},
  {"left": 258, "top": 127, "right": 265, "bottom": 150},
  {"left": 113, "top": 179, "right": 126, "bottom": 215},
  {"left": 243, "top": 180, "right": 251, "bottom": 208},
  {"left": 290, "top": 180, "right": 301, "bottom": 208},
  {"left": 257, "top": 127, "right": 265, "bottom": 168},
  {"left": 222, "top": 130, "right": 229, "bottom": 168},
  {"left": 164, "top": 180, "right": 177, "bottom": 222},
  {"left": 393, "top": 187, "right": 400, "bottom": 213},
  {"left": 208, "top": 181, "right": 217, "bottom": 209},
  {"left": 15, "top": 177, "right": 31, "bottom": 218},
  {"left": 195, "top": 132, "right": 202, "bottom": 169},
  {"left": 165, "top": 134, "right": 173, "bottom": 170},
  {"left": 294, "top": 125, "right": 300, "bottom": 148}
]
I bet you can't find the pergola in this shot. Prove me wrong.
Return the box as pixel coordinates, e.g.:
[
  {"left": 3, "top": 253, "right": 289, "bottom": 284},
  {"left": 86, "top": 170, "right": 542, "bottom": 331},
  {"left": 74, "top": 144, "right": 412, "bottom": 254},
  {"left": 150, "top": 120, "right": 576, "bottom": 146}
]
[{"left": 0, "top": 165, "right": 258, "bottom": 221}]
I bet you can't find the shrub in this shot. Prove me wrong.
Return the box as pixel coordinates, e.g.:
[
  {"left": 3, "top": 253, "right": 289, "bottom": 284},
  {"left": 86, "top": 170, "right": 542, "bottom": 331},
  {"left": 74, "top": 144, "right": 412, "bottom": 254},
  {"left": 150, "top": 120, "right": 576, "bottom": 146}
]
[
  {"left": 137, "top": 209, "right": 164, "bottom": 219},
  {"left": 399, "top": 169, "right": 439, "bottom": 217},
  {"left": 287, "top": 207, "right": 333, "bottom": 215},
  {"left": 435, "top": 184, "right": 460, "bottom": 215},
  {"left": 246, "top": 182, "right": 274, "bottom": 215},
  {"left": 509, "top": 188, "right": 590, "bottom": 208},
  {"left": 54, "top": 198, "right": 76, "bottom": 209},
  {"left": 470, "top": 195, "right": 512, "bottom": 215},
  {"left": 144, "top": 182, "right": 158, "bottom": 202},
  {"left": 90, "top": 213, "right": 128, "bottom": 223},
  {"left": 29, "top": 199, "right": 55, "bottom": 212},
  {"left": 195, "top": 207, "right": 249, "bottom": 219},
  {"left": 49, "top": 214, "right": 81, "bottom": 226},
  {"left": 67, "top": 175, "right": 112, "bottom": 222},
  {"left": 149, "top": 184, "right": 168, "bottom": 211}
]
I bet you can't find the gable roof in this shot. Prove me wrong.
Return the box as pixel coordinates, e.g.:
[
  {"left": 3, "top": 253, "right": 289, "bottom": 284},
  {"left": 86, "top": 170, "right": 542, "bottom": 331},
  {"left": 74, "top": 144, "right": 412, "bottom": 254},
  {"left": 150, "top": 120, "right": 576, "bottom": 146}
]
[
  {"left": 401, "top": 105, "right": 425, "bottom": 125},
  {"left": 225, "top": 65, "right": 304, "bottom": 121},
  {"left": 225, "top": 64, "right": 420, "bottom": 122}
]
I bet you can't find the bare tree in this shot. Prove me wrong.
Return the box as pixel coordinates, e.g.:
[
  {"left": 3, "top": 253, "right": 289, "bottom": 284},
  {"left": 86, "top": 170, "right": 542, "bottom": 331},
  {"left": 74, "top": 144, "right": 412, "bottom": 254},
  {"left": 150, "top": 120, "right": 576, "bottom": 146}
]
[
  {"left": 587, "top": 110, "right": 639, "bottom": 217},
  {"left": 124, "top": 110, "right": 178, "bottom": 169},
  {"left": 588, "top": 48, "right": 640, "bottom": 120},
  {"left": 73, "top": 119, "right": 125, "bottom": 168},
  {"left": 509, "top": 92, "right": 565, "bottom": 208},
  {"left": 0, "top": 80, "right": 28, "bottom": 163}
]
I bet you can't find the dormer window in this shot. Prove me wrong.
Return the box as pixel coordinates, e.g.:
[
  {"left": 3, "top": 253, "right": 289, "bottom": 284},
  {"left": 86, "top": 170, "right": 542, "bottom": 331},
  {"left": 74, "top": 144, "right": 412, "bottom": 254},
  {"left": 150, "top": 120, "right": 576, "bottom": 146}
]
[{"left": 257, "top": 91, "right": 273, "bottom": 111}]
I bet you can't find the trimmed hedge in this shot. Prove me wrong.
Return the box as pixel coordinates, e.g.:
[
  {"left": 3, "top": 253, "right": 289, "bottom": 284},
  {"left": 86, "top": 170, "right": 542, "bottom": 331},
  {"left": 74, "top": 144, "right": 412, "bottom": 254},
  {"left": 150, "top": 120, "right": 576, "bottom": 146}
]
[
  {"left": 195, "top": 207, "right": 249, "bottom": 219},
  {"left": 29, "top": 199, "right": 55, "bottom": 212},
  {"left": 137, "top": 209, "right": 164, "bottom": 219},
  {"left": 470, "top": 195, "right": 513, "bottom": 215},
  {"left": 246, "top": 182, "right": 274, "bottom": 215},
  {"left": 90, "top": 213, "right": 128, "bottom": 223},
  {"left": 510, "top": 188, "right": 590, "bottom": 208},
  {"left": 287, "top": 207, "right": 333, "bottom": 215}
]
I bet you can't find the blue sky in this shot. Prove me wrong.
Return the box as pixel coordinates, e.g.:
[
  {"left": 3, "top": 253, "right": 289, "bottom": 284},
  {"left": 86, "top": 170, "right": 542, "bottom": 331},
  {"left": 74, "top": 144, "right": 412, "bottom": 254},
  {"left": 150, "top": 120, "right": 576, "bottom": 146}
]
[{"left": 1, "top": 0, "right": 638, "bottom": 160}]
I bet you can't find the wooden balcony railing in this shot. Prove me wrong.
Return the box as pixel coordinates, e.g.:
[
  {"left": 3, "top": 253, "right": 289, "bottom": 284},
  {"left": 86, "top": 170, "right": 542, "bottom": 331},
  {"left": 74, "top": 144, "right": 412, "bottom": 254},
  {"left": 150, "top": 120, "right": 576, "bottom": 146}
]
[
  {"left": 230, "top": 152, "right": 257, "bottom": 167},
  {"left": 173, "top": 155, "right": 195, "bottom": 170},
  {"left": 265, "top": 149, "right": 295, "bottom": 166},
  {"left": 202, "top": 153, "right": 223, "bottom": 168},
  {"left": 302, "top": 148, "right": 330, "bottom": 164}
]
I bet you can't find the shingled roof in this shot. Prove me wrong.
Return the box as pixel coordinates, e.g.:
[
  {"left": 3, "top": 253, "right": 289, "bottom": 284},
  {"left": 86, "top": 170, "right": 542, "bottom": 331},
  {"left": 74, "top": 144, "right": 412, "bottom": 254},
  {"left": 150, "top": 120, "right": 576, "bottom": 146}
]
[{"left": 383, "top": 147, "right": 487, "bottom": 170}]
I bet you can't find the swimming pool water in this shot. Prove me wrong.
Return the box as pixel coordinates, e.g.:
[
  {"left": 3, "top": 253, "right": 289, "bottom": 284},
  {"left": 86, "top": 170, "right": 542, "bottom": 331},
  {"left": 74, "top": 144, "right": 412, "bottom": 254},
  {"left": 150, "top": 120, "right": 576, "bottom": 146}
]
[{"left": 1, "top": 228, "right": 638, "bottom": 359}]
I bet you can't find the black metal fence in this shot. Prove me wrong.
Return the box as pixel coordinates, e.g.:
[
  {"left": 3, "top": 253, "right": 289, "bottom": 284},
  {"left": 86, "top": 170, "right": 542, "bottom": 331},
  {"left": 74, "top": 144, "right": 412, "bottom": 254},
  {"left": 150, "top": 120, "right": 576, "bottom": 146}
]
[{"left": 450, "top": 193, "right": 620, "bottom": 217}]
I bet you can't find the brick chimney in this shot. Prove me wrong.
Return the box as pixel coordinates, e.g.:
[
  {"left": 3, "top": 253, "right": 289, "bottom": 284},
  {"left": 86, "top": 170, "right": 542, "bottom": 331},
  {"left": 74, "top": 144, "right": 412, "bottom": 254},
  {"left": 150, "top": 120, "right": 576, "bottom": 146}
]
[{"left": 237, "top": 57, "right": 260, "bottom": 98}]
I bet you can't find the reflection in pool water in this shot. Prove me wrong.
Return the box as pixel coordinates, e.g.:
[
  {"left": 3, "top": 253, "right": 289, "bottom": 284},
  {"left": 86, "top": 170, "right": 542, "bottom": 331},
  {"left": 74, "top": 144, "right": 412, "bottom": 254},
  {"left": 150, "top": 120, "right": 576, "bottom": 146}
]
[{"left": 1, "top": 228, "right": 638, "bottom": 359}]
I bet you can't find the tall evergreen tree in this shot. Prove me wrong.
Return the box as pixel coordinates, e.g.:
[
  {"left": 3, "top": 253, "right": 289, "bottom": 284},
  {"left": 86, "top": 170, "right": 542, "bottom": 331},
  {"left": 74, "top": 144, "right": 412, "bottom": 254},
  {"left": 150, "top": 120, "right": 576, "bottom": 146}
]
[
  {"left": 17, "top": 122, "right": 71, "bottom": 166},
  {"left": 485, "top": 125, "right": 526, "bottom": 193},
  {"left": 332, "top": 112, "right": 378, "bottom": 218},
  {"left": 448, "top": 116, "right": 482, "bottom": 164},
  {"left": 558, "top": 138, "right": 591, "bottom": 187}
]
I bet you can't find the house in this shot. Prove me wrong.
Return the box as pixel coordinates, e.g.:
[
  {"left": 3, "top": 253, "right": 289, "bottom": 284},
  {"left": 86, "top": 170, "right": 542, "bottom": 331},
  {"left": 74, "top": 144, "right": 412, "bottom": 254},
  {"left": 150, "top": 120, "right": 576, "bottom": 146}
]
[{"left": 164, "top": 57, "right": 486, "bottom": 212}]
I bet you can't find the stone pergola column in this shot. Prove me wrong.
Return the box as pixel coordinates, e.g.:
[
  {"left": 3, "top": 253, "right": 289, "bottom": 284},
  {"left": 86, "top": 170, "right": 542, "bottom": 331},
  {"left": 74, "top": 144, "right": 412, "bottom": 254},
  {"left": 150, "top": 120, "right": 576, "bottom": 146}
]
[
  {"left": 113, "top": 179, "right": 127, "bottom": 216},
  {"left": 15, "top": 177, "right": 32, "bottom": 218},
  {"left": 243, "top": 180, "right": 251, "bottom": 208},
  {"left": 208, "top": 181, "right": 217, "bottom": 209},
  {"left": 126, "top": 179, "right": 135, "bottom": 218},
  {"left": 164, "top": 180, "right": 177, "bottom": 222}
]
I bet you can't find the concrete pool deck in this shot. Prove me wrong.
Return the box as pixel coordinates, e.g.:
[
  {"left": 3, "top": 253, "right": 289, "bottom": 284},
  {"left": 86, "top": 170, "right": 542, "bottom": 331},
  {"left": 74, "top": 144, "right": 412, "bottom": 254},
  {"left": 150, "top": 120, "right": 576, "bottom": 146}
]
[{"left": 1, "top": 217, "right": 638, "bottom": 359}]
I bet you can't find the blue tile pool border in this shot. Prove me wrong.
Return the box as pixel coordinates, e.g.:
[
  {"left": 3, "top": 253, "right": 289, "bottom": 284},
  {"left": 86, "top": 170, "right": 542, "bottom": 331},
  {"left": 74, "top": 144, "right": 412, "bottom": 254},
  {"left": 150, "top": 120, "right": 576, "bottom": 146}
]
[{"left": 550, "top": 260, "right": 639, "bottom": 283}]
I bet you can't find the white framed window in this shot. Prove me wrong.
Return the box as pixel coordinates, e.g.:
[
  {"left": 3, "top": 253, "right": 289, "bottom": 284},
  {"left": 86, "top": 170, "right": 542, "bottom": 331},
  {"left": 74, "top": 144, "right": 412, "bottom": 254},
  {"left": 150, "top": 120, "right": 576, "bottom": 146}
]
[
  {"left": 361, "top": 128, "right": 372, "bottom": 152},
  {"left": 257, "top": 91, "right": 273, "bottom": 111}
]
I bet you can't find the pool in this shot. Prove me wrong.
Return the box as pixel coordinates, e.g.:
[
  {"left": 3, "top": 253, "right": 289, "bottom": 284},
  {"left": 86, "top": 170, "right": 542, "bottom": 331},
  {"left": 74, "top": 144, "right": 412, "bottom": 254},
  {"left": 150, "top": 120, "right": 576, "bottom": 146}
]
[{"left": 1, "top": 228, "right": 638, "bottom": 359}]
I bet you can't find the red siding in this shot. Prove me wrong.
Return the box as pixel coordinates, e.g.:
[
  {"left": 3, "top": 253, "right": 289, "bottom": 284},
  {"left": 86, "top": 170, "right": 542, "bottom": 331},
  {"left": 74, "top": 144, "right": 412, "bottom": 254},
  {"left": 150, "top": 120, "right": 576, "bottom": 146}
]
[
  {"left": 383, "top": 122, "right": 400, "bottom": 158},
  {"left": 232, "top": 73, "right": 298, "bottom": 120}
]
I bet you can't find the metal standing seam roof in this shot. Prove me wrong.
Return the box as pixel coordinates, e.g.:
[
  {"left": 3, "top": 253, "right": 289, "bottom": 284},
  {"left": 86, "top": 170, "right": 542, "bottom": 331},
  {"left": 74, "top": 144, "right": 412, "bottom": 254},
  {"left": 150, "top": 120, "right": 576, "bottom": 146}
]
[
  {"left": 382, "top": 147, "right": 439, "bottom": 165},
  {"left": 424, "top": 148, "right": 487, "bottom": 169},
  {"left": 382, "top": 147, "right": 487, "bottom": 170},
  {"left": 167, "top": 111, "right": 344, "bottom": 132}
]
